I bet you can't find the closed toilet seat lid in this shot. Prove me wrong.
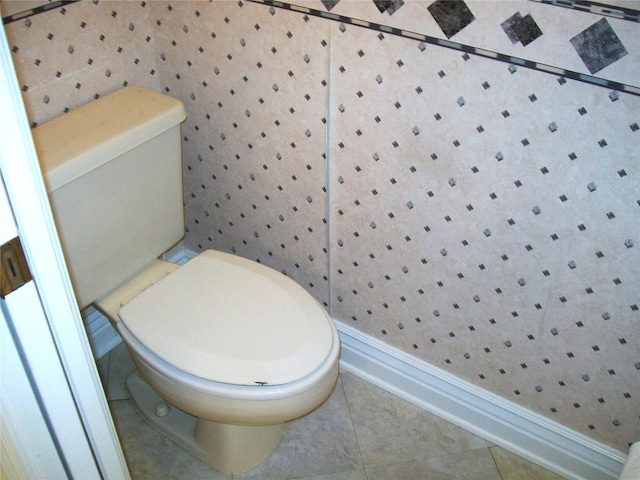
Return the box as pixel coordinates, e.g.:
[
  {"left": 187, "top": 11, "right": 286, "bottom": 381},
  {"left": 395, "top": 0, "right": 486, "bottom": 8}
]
[{"left": 118, "top": 250, "right": 335, "bottom": 386}]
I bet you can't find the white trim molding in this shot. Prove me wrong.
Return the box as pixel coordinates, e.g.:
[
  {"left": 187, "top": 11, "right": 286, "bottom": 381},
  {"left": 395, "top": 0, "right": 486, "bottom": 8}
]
[{"left": 335, "top": 320, "right": 626, "bottom": 480}]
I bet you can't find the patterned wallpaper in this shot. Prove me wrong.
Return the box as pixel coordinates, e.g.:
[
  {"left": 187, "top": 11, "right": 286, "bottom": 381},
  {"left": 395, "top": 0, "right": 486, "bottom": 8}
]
[
  {"left": 3, "top": 0, "right": 160, "bottom": 125},
  {"left": 4, "top": 0, "right": 638, "bottom": 453},
  {"left": 327, "top": 7, "right": 639, "bottom": 454}
]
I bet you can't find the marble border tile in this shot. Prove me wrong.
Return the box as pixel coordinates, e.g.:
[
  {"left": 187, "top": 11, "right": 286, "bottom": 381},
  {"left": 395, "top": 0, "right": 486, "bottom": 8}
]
[{"left": 248, "top": 0, "right": 639, "bottom": 95}]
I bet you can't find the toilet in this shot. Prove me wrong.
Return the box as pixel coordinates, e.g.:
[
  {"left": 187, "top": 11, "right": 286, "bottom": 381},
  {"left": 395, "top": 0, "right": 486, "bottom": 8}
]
[{"left": 32, "top": 86, "right": 340, "bottom": 474}]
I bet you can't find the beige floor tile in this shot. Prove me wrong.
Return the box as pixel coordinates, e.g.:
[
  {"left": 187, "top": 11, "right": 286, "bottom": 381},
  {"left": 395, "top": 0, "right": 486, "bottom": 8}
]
[
  {"left": 95, "top": 349, "right": 111, "bottom": 390},
  {"left": 235, "top": 376, "right": 364, "bottom": 480},
  {"left": 340, "top": 371, "right": 488, "bottom": 466},
  {"left": 99, "top": 346, "right": 567, "bottom": 480},
  {"left": 365, "top": 448, "right": 502, "bottom": 480},
  {"left": 103, "top": 341, "right": 136, "bottom": 401},
  {"left": 490, "top": 446, "right": 567, "bottom": 480},
  {"left": 110, "top": 399, "right": 229, "bottom": 479},
  {"left": 289, "top": 470, "right": 368, "bottom": 480}
]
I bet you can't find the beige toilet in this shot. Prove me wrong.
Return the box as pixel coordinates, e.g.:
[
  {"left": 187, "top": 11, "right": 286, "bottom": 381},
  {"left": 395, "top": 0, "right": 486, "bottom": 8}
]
[{"left": 33, "top": 86, "right": 340, "bottom": 474}]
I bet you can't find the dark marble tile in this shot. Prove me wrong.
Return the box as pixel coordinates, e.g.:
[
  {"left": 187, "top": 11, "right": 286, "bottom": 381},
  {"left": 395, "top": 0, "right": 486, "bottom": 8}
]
[
  {"left": 570, "top": 18, "right": 628, "bottom": 74},
  {"left": 427, "top": 0, "right": 475, "bottom": 39},
  {"left": 374, "top": 0, "right": 404, "bottom": 15},
  {"left": 502, "top": 13, "right": 524, "bottom": 44},
  {"left": 374, "top": 1, "right": 393, "bottom": 14},
  {"left": 321, "top": 0, "right": 340, "bottom": 12},
  {"left": 514, "top": 14, "right": 543, "bottom": 46},
  {"left": 386, "top": 0, "right": 404, "bottom": 15}
]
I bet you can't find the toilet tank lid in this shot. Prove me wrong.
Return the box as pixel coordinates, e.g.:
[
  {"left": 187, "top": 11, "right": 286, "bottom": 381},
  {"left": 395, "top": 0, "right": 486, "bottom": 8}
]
[{"left": 32, "top": 86, "right": 186, "bottom": 192}]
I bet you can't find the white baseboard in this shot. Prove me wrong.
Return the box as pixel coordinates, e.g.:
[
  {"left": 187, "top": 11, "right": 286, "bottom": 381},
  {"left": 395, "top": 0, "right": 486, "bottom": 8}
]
[
  {"left": 161, "top": 242, "right": 195, "bottom": 266},
  {"left": 85, "top": 246, "right": 627, "bottom": 479},
  {"left": 335, "top": 320, "right": 626, "bottom": 480},
  {"left": 83, "top": 306, "right": 121, "bottom": 359}
]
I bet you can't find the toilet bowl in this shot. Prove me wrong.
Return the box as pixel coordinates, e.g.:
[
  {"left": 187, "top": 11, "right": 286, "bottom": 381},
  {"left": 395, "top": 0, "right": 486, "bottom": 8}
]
[
  {"left": 96, "top": 250, "right": 340, "bottom": 473},
  {"left": 31, "top": 85, "right": 341, "bottom": 474}
]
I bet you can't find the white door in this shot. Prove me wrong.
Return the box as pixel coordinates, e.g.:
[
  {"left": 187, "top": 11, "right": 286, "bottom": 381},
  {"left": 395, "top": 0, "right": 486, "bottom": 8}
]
[
  {"left": 1, "top": 177, "right": 89, "bottom": 478},
  {"left": 0, "top": 22, "right": 129, "bottom": 479},
  {"left": 1, "top": 175, "right": 70, "bottom": 479}
]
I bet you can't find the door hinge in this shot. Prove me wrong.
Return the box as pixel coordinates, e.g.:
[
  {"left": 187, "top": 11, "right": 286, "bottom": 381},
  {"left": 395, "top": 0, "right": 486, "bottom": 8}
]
[{"left": 1, "top": 237, "right": 32, "bottom": 298}]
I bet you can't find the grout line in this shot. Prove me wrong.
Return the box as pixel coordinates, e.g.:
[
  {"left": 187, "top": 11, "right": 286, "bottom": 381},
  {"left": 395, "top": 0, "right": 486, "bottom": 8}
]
[
  {"left": 338, "top": 372, "right": 369, "bottom": 480},
  {"left": 488, "top": 445, "right": 507, "bottom": 480}
]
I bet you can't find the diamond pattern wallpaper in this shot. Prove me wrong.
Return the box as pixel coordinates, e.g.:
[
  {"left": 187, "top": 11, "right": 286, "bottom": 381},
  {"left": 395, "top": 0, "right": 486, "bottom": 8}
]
[{"left": 4, "top": 0, "right": 638, "bottom": 454}]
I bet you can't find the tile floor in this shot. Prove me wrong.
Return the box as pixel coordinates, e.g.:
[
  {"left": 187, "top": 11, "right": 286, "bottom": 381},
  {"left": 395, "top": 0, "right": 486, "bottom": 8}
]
[{"left": 97, "top": 342, "right": 565, "bottom": 480}]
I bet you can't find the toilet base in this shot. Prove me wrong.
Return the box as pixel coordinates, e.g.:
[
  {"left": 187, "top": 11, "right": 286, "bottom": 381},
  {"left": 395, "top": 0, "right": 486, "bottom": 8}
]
[{"left": 126, "top": 372, "right": 286, "bottom": 474}]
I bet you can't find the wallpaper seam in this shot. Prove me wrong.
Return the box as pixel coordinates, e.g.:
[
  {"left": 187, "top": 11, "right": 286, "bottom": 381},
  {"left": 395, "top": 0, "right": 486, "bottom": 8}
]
[{"left": 325, "top": 32, "right": 333, "bottom": 317}]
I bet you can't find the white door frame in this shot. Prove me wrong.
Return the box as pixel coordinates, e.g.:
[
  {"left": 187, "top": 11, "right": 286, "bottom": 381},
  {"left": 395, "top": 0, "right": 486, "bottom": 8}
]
[{"left": 0, "top": 23, "right": 129, "bottom": 479}]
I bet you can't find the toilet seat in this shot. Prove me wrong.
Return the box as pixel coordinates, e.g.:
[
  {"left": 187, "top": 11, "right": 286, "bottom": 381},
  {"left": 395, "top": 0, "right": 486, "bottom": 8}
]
[{"left": 118, "top": 250, "right": 335, "bottom": 387}]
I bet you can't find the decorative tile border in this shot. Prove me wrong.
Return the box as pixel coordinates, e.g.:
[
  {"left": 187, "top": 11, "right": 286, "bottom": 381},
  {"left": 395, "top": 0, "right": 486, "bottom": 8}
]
[
  {"left": 2, "top": 0, "right": 79, "bottom": 24},
  {"left": 531, "top": 0, "right": 640, "bottom": 22},
  {"left": 8, "top": 0, "right": 636, "bottom": 24},
  {"left": 4, "top": 0, "right": 637, "bottom": 95},
  {"left": 248, "top": 0, "right": 639, "bottom": 96}
]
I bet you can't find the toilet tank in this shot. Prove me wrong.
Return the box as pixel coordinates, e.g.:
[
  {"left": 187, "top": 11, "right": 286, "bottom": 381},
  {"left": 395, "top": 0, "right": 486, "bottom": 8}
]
[{"left": 32, "top": 86, "right": 187, "bottom": 309}]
